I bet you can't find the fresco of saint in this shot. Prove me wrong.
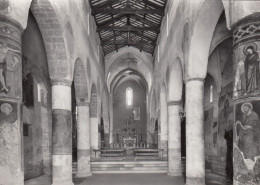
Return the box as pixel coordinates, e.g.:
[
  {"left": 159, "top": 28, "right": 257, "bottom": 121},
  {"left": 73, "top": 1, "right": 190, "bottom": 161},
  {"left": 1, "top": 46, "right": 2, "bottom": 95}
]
[
  {"left": 244, "top": 44, "right": 260, "bottom": 93},
  {"left": 236, "top": 102, "right": 260, "bottom": 161}
]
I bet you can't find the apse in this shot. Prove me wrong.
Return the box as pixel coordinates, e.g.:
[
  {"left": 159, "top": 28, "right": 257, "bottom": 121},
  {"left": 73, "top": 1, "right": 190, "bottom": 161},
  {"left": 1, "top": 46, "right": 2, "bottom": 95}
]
[{"left": 112, "top": 69, "right": 148, "bottom": 147}]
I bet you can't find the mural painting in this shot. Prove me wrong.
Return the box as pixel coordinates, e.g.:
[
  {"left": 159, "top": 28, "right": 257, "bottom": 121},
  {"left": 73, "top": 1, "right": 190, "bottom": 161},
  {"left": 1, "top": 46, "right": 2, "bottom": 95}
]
[
  {"left": 0, "top": 101, "right": 17, "bottom": 125},
  {"left": 52, "top": 110, "right": 72, "bottom": 154},
  {"left": 234, "top": 43, "right": 260, "bottom": 98},
  {"left": 234, "top": 100, "right": 260, "bottom": 184}
]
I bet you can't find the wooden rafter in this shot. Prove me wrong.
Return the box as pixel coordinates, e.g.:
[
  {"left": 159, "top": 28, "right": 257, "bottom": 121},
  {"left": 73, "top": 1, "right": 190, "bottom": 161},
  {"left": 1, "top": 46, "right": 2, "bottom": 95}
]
[
  {"left": 97, "top": 25, "right": 159, "bottom": 32},
  {"left": 89, "top": 0, "right": 167, "bottom": 55},
  {"left": 92, "top": 7, "right": 164, "bottom": 15}
]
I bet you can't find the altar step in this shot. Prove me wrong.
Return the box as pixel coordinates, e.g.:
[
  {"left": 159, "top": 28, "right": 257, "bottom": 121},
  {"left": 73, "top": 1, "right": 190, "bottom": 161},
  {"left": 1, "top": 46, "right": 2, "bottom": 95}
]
[{"left": 73, "top": 161, "right": 168, "bottom": 174}]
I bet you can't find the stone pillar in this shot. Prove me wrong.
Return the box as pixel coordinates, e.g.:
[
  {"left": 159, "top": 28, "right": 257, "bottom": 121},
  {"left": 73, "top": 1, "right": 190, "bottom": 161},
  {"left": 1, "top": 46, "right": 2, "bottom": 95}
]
[
  {"left": 51, "top": 80, "right": 74, "bottom": 185},
  {"left": 232, "top": 13, "right": 260, "bottom": 185},
  {"left": 76, "top": 102, "right": 91, "bottom": 177},
  {"left": 0, "top": 16, "right": 23, "bottom": 185},
  {"left": 160, "top": 89, "right": 168, "bottom": 158},
  {"left": 185, "top": 79, "right": 205, "bottom": 185},
  {"left": 90, "top": 92, "right": 98, "bottom": 157},
  {"left": 109, "top": 93, "right": 113, "bottom": 145},
  {"left": 167, "top": 101, "right": 182, "bottom": 176}
]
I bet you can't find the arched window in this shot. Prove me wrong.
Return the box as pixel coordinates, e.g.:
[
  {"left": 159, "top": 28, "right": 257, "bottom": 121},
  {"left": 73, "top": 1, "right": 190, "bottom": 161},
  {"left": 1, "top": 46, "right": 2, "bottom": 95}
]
[
  {"left": 126, "top": 87, "right": 133, "bottom": 107},
  {"left": 210, "top": 85, "right": 213, "bottom": 103}
]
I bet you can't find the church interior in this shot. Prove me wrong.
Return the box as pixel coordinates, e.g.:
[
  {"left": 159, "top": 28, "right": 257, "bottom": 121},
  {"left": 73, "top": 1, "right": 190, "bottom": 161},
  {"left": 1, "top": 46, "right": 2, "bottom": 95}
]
[{"left": 1, "top": 0, "right": 260, "bottom": 185}]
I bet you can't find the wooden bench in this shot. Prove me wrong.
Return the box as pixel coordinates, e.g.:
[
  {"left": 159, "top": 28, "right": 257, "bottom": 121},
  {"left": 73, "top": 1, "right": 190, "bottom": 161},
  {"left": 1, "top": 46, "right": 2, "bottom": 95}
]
[
  {"left": 99, "top": 149, "right": 125, "bottom": 158},
  {"left": 133, "top": 148, "right": 163, "bottom": 158}
]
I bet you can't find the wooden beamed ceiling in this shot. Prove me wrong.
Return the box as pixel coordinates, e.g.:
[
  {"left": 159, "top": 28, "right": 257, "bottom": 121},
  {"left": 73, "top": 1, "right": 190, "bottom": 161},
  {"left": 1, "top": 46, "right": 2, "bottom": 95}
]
[{"left": 89, "top": 0, "right": 167, "bottom": 55}]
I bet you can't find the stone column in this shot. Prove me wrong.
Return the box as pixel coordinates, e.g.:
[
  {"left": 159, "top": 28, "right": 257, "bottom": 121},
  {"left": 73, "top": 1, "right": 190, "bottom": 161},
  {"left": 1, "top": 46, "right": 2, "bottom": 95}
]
[
  {"left": 232, "top": 13, "right": 260, "bottom": 185},
  {"left": 76, "top": 102, "right": 91, "bottom": 177},
  {"left": 185, "top": 79, "right": 205, "bottom": 185},
  {"left": 0, "top": 17, "right": 23, "bottom": 185},
  {"left": 109, "top": 93, "right": 113, "bottom": 145},
  {"left": 51, "top": 80, "right": 74, "bottom": 185},
  {"left": 160, "top": 89, "right": 168, "bottom": 158},
  {"left": 167, "top": 101, "right": 182, "bottom": 176}
]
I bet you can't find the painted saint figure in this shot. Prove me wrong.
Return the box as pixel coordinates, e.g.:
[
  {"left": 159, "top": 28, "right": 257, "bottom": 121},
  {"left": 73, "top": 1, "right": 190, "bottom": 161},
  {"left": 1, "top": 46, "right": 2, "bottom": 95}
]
[
  {"left": 0, "top": 42, "right": 9, "bottom": 93},
  {"left": 244, "top": 45, "right": 260, "bottom": 93},
  {"left": 236, "top": 102, "right": 260, "bottom": 160},
  {"left": 0, "top": 102, "right": 17, "bottom": 125},
  {"left": 0, "top": 42, "right": 19, "bottom": 94}
]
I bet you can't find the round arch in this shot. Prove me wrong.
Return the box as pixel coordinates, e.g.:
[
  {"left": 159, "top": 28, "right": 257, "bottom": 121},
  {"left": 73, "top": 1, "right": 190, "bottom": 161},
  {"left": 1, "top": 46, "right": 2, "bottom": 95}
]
[
  {"left": 30, "top": 0, "right": 70, "bottom": 80},
  {"left": 167, "top": 57, "right": 183, "bottom": 101},
  {"left": 73, "top": 58, "right": 88, "bottom": 103},
  {"left": 186, "top": 0, "right": 224, "bottom": 79}
]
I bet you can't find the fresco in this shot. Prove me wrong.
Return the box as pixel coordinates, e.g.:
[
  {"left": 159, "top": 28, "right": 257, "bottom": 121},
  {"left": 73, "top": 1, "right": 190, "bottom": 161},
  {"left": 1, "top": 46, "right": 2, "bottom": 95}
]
[
  {"left": 234, "top": 43, "right": 260, "bottom": 99},
  {"left": 234, "top": 99, "right": 260, "bottom": 184},
  {"left": 0, "top": 101, "right": 17, "bottom": 125},
  {"left": 52, "top": 110, "right": 72, "bottom": 154}
]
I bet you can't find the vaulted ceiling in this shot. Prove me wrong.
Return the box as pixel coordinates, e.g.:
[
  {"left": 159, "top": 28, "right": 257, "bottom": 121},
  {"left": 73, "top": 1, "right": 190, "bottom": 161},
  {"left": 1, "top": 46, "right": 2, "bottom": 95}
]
[{"left": 89, "top": 0, "right": 167, "bottom": 55}]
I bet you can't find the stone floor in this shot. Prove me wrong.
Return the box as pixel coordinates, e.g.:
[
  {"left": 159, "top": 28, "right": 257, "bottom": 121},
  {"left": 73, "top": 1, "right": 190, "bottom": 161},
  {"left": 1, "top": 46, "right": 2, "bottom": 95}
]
[{"left": 25, "top": 174, "right": 225, "bottom": 185}]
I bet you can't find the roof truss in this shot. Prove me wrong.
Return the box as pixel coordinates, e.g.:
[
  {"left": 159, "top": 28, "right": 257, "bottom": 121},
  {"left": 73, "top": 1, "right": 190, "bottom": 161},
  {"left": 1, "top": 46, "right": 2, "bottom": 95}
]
[{"left": 89, "top": 0, "right": 167, "bottom": 55}]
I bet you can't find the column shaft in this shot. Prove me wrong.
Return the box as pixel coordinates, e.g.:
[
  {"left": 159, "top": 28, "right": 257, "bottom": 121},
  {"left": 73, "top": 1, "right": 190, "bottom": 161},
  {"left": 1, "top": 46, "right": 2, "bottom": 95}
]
[
  {"left": 167, "top": 103, "right": 182, "bottom": 176},
  {"left": 232, "top": 13, "right": 260, "bottom": 184},
  {"left": 109, "top": 94, "right": 113, "bottom": 145},
  {"left": 185, "top": 80, "right": 205, "bottom": 185},
  {"left": 0, "top": 17, "right": 23, "bottom": 185},
  {"left": 160, "top": 91, "right": 168, "bottom": 158},
  {"left": 76, "top": 104, "right": 91, "bottom": 177},
  {"left": 52, "top": 83, "right": 74, "bottom": 185}
]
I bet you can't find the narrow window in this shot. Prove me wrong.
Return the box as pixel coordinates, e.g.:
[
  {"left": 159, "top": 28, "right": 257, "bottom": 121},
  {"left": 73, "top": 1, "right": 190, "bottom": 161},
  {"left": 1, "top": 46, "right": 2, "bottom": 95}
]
[
  {"left": 126, "top": 87, "right": 133, "bottom": 107},
  {"left": 210, "top": 85, "right": 213, "bottom": 103}
]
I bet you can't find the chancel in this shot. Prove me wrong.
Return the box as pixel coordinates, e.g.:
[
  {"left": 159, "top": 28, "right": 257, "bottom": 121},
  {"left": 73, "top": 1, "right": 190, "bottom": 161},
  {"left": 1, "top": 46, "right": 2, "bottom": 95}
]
[{"left": 1, "top": 0, "right": 260, "bottom": 185}]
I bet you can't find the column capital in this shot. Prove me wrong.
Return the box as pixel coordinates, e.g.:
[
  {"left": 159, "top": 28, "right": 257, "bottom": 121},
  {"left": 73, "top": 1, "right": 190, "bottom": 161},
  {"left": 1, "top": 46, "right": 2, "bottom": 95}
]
[
  {"left": 184, "top": 77, "right": 205, "bottom": 84},
  {"left": 167, "top": 100, "right": 181, "bottom": 106},
  {"left": 76, "top": 101, "right": 90, "bottom": 107},
  {"left": 51, "top": 79, "right": 72, "bottom": 87}
]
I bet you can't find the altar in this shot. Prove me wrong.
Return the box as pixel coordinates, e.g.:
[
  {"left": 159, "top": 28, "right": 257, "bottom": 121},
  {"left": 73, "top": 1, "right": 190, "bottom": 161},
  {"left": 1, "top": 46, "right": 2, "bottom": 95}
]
[{"left": 123, "top": 137, "right": 136, "bottom": 148}]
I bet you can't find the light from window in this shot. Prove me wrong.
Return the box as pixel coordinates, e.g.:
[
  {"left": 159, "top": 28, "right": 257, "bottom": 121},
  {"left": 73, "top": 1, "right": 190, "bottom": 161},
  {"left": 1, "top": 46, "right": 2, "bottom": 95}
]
[
  {"left": 126, "top": 87, "right": 133, "bottom": 106},
  {"left": 210, "top": 85, "right": 213, "bottom": 103}
]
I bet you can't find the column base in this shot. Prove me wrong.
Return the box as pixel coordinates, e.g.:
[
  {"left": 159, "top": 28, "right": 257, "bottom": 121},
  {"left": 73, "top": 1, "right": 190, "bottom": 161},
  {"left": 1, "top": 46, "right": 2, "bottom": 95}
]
[
  {"left": 75, "top": 172, "right": 92, "bottom": 178},
  {"left": 167, "top": 171, "right": 182, "bottom": 176},
  {"left": 52, "top": 182, "right": 74, "bottom": 185},
  {"left": 185, "top": 177, "right": 205, "bottom": 185}
]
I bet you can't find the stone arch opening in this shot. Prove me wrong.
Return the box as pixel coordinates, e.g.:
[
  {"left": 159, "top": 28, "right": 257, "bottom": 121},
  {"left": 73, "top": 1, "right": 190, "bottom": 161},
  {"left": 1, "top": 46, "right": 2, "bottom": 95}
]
[
  {"left": 30, "top": 0, "right": 69, "bottom": 80},
  {"left": 22, "top": 10, "right": 52, "bottom": 180},
  {"left": 166, "top": 57, "right": 184, "bottom": 176},
  {"left": 186, "top": 0, "right": 224, "bottom": 79},
  {"left": 71, "top": 58, "right": 88, "bottom": 162},
  {"left": 204, "top": 11, "right": 233, "bottom": 181}
]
